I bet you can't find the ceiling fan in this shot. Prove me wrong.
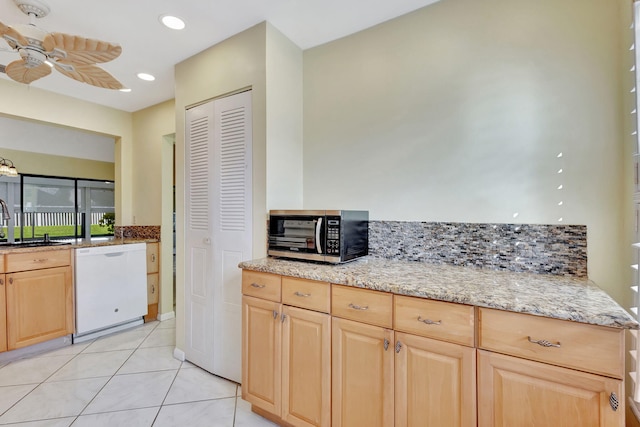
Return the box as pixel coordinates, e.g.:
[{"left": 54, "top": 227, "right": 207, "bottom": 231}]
[{"left": 0, "top": 0, "right": 125, "bottom": 89}]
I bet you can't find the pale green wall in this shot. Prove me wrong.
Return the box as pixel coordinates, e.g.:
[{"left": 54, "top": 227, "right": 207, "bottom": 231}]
[
  {"left": 174, "top": 23, "right": 269, "bottom": 351},
  {"left": 132, "top": 100, "right": 175, "bottom": 225},
  {"left": 132, "top": 99, "right": 176, "bottom": 318},
  {"left": 266, "top": 23, "right": 304, "bottom": 209},
  {"left": 174, "top": 22, "right": 304, "bottom": 351},
  {"left": 0, "top": 80, "right": 134, "bottom": 225},
  {"left": 0, "top": 147, "right": 114, "bottom": 180},
  {"left": 303, "top": 0, "right": 629, "bottom": 305}
]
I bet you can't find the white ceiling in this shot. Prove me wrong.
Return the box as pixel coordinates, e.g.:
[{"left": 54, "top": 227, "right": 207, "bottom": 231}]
[{"left": 0, "top": 0, "right": 440, "bottom": 113}]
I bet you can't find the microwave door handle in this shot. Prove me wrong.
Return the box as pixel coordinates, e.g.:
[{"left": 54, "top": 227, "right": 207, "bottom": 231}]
[{"left": 316, "top": 217, "right": 323, "bottom": 254}]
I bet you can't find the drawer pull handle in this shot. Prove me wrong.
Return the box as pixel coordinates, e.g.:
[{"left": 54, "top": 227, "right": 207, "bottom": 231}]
[
  {"left": 417, "top": 316, "right": 441, "bottom": 326},
  {"left": 35, "top": 258, "right": 48, "bottom": 263},
  {"left": 294, "top": 291, "right": 311, "bottom": 298},
  {"left": 348, "top": 303, "right": 369, "bottom": 311},
  {"left": 527, "top": 336, "right": 561, "bottom": 348},
  {"left": 251, "top": 283, "right": 266, "bottom": 289}
]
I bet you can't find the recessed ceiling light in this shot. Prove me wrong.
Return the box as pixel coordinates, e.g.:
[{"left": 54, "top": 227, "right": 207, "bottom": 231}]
[
  {"left": 137, "top": 73, "right": 156, "bottom": 82},
  {"left": 160, "top": 15, "right": 186, "bottom": 30},
  {"left": 119, "top": 88, "right": 132, "bottom": 93}
]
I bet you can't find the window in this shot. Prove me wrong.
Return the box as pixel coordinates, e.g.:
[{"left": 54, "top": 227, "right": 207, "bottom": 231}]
[{"left": 0, "top": 174, "right": 115, "bottom": 242}]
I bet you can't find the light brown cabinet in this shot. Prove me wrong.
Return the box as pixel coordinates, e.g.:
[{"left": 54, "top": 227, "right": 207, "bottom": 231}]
[
  {"left": 2, "top": 248, "right": 73, "bottom": 352},
  {"left": 478, "top": 350, "right": 623, "bottom": 427},
  {"left": 477, "top": 307, "right": 624, "bottom": 427},
  {"left": 282, "top": 304, "right": 331, "bottom": 427},
  {"left": 332, "top": 316, "right": 394, "bottom": 427},
  {"left": 331, "top": 289, "right": 477, "bottom": 427},
  {"left": 241, "top": 269, "right": 627, "bottom": 427},
  {"left": 144, "top": 242, "right": 160, "bottom": 322},
  {"left": 242, "top": 272, "right": 331, "bottom": 427},
  {"left": 395, "top": 332, "right": 476, "bottom": 427},
  {"left": 393, "top": 296, "right": 477, "bottom": 427},
  {"left": 0, "top": 275, "right": 6, "bottom": 352},
  {"left": 242, "top": 294, "right": 282, "bottom": 416}
]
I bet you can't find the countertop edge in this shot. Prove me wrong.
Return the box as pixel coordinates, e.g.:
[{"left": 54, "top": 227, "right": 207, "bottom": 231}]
[{"left": 239, "top": 257, "right": 639, "bottom": 331}]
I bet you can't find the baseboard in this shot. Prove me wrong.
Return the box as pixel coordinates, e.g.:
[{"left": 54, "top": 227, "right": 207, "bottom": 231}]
[
  {"left": 0, "top": 335, "right": 72, "bottom": 364},
  {"left": 158, "top": 311, "right": 176, "bottom": 321},
  {"left": 72, "top": 318, "right": 144, "bottom": 343},
  {"left": 173, "top": 347, "right": 186, "bottom": 361}
]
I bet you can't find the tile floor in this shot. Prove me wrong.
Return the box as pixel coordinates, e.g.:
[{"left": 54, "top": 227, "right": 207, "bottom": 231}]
[{"left": 0, "top": 319, "right": 277, "bottom": 426}]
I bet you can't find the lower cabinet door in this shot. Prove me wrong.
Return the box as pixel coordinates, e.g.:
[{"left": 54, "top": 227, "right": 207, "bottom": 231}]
[
  {"left": 0, "top": 274, "right": 6, "bottom": 352},
  {"left": 242, "top": 296, "right": 282, "bottom": 416},
  {"left": 478, "top": 349, "right": 623, "bottom": 427},
  {"left": 332, "top": 317, "right": 394, "bottom": 427},
  {"left": 395, "top": 332, "right": 476, "bottom": 427},
  {"left": 6, "top": 266, "right": 73, "bottom": 350},
  {"left": 281, "top": 305, "right": 331, "bottom": 427}
]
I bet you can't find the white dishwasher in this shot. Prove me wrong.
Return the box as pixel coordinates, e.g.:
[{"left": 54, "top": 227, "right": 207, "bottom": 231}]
[{"left": 74, "top": 243, "right": 147, "bottom": 341}]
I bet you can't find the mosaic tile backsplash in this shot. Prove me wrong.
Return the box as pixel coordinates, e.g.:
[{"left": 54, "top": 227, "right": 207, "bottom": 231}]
[
  {"left": 114, "top": 225, "right": 161, "bottom": 240},
  {"left": 368, "top": 221, "right": 587, "bottom": 277}
]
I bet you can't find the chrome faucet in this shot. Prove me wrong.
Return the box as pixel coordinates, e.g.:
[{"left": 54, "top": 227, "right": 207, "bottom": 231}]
[{"left": 0, "top": 198, "right": 10, "bottom": 222}]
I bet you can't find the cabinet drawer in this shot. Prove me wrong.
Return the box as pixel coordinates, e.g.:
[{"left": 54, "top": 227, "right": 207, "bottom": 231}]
[
  {"left": 146, "top": 243, "right": 159, "bottom": 274},
  {"left": 147, "top": 273, "right": 159, "bottom": 304},
  {"left": 478, "top": 308, "right": 624, "bottom": 378},
  {"left": 6, "top": 249, "right": 71, "bottom": 272},
  {"left": 394, "top": 295, "right": 475, "bottom": 347},
  {"left": 332, "top": 284, "right": 393, "bottom": 328},
  {"left": 282, "top": 277, "right": 330, "bottom": 313},
  {"left": 242, "top": 271, "right": 282, "bottom": 302}
]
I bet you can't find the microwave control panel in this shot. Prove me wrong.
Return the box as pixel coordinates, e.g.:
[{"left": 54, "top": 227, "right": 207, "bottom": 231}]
[{"left": 326, "top": 217, "right": 341, "bottom": 255}]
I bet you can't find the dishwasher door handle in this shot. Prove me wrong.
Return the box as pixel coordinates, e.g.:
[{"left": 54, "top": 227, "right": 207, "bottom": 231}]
[{"left": 104, "top": 252, "right": 125, "bottom": 257}]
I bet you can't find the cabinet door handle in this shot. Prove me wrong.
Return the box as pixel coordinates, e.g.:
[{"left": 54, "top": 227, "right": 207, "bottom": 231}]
[
  {"left": 383, "top": 338, "right": 389, "bottom": 351},
  {"left": 610, "top": 392, "right": 619, "bottom": 411},
  {"left": 151, "top": 285, "right": 155, "bottom": 293},
  {"left": 151, "top": 254, "right": 156, "bottom": 262},
  {"left": 395, "top": 341, "right": 402, "bottom": 353},
  {"left": 348, "top": 303, "right": 369, "bottom": 311},
  {"left": 251, "top": 283, "right": 266, "bottom": 289},
  {"left": 0, "top": 278, "right": 3, "bottom": 285},
  {"left": 8, "top": 277, "right": 12, "bottom": 285},
  {"left": 417, "top": 316, "right": 441, "bottom": 326},
  {"left": 527, "top": 336, "right": 561, "bottom": 348},
  {"left": 294, "top": 291, "right": 311, "bottom": 298},
  {"left": 281, "top": 313, "right": 287, "bottom": 323},
  {"left": 272, "top": 310, "right": 278, "bottom": 319}
]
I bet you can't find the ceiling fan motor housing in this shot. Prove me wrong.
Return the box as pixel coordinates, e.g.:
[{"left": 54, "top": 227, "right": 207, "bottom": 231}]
[
  {"left": 18, "top": 47, "right": 46, "bottom": 68},
  {"left": 13, "top": 0, "right": 50, "bottom": 19}
]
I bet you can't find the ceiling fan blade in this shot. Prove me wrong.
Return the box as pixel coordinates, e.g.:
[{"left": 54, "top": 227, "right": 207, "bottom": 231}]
[
  {"left": 54, "top": 62, "right": 124, "bottom": 90},
  {"left": 5, "top": 59, "right": 51, "bottom": 84},
  {"left": 44, "top": 33, "right": 122, "bottom": 64},
  {"left": 0, "top": 21, "right": 29, "bottom": 48}
]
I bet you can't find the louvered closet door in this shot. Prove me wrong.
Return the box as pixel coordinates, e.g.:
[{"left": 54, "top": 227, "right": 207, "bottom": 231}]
[
  {"left": 212, "top": 91, "right": 252, "bottom": 382},
  {"left": 185, "top": 90, "right": 252, "bottom": 382}
]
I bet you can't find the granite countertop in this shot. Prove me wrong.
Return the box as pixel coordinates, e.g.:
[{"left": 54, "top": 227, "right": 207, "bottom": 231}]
[
  {"left": 239, "top": 256, "right": 639, "bottom": 330},
  {"left": 0, "top": 237, "right": 157, "bottom": 254}
]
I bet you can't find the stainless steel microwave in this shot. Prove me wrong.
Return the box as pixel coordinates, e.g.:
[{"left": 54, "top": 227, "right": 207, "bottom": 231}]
[{"left": 268, "top": 210, "right": 369, "bottom": 263}]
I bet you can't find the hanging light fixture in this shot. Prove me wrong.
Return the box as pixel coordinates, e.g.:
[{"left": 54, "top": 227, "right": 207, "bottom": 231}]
[{"left": 0, "top": 158, "right": 19, "bottom": 177}]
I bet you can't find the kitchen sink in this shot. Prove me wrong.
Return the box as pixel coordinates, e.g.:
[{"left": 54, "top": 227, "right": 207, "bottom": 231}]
[{"left": 0, "top": 241, "right": 72, "bottom": 248}]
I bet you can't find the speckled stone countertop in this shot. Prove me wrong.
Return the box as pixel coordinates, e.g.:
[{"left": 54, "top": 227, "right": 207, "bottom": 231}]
[
  {"left": 239, "top": 256, "right": 638, "bottom": 330},
  {"left": 0, "top": 237, "right": 157, "bottom": 254}
]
